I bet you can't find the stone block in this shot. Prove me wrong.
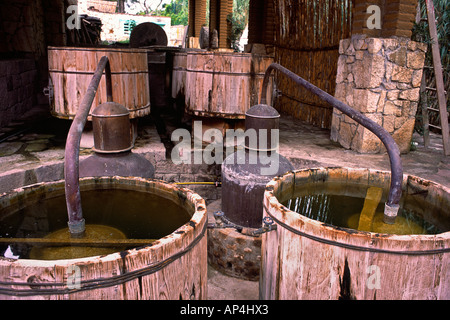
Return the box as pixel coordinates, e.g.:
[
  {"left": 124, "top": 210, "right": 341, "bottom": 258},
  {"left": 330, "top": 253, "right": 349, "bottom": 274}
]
[
  {"left": 353, "top": 54, "right": 385, "bottom": 88},
  {"left": 410, "top": 101, "right": 419, "bottom": 116},
  {"left": 411, "top": 69, "right": 423, "bottom": 87},
  {"left": 407, "top": 50, "right": 426, "bottom": 69},
  {"left": 345, "top": 86, "right": 354, "bottom": 106},
  {"left": 384, "top": 100, "right": 397, "bottom": 115},
  {"left": 387, "top": 46, "right": 407, "bottom": 66},
  {"left": 336, "top": 55, "right": 348, "bottom": 84},
  {"left": 383, "top": 38, "right": 399, "bottom": 50},
  {"left": 399, "top": 88, "right": 420, "bottom": 101},
  {"left": 345, "top": 42, "right": 356, "bottom": 55},
  {"left": 396, "top": 82, "right": 412, "bottom": 90},
  {"left": 353, "top": 38, "right": 368, "bottom": 50},
  {"left": 347, "top": 73, "right": 354, "bottom": 83},
  {"left": 334, "top": 82, "right": 347, "bottom": 102},
  {"left": 384, "top": 61, "right": 393, "bottom": 81},
  {"left": 391, "top": 65, "right": 413, "bottom": 83},
  {"left": 387, "top": 90, "right": 399, "bottom": 100},
  {"left": 383, "top": 115, "right": 396, "bottom": 133},
  {"left": 330, "top": 113, "right": 341, "bottom": 141},
  {"left": 383, "top": 82, "right": 397, "bottom": 90},
  {"left": 366, "top": 90, "right": 380, "bottom": 112},
  {"left": 377, "top": 91, "right": 387, "bottom": 112},
  {"left": 337, "top": 121, "right": 356, "bottom": 149},
  {"left": 392, "top": 118, "right": 415, "bottom": 153},
  {"left": 339, "top": 39, "right": 351, "bottom": 54},
  {"left": 352, "top": 126, "right": 381, "bottom": 154},
  {"left": 352, "top": 89, "right": 366, "bottom": 111},
  {"left": 366, "top": 112, "right": 383, "bottom": 126},
  {"left": 416, "top": 42, "right": 428, "bottom": 52},
  {"left": 355, "top": 50, "right": 364, "bottom": 60},
  {"left": 367, "top": 38, "right": 383, "bottom": 54},
  {"left": 407, "top": 40, "right": 417, "bottom": 51},
  {"left": 394, "top": 116, "right": 408, "bottom": 129}
]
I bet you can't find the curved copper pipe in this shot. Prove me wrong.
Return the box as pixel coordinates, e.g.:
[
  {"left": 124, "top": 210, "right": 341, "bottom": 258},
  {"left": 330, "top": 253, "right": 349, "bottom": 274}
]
[
  {"left": 64, "top": 56, "right": 112, "bottom": 237},
  {"left": 261, "top": 63, "right": 403, "bottom": 224}
]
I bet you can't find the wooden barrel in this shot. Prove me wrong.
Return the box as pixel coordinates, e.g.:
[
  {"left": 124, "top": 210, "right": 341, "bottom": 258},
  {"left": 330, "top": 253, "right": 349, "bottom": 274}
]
[
  {"left": 171, "top": 50, "right": 188, "bottom": 100},
  {"left": 145, "top": 46, "right": 181, "bottom": 110},
  {"left": 48, "top": 46, "right": 150, "bottom": 120},
  {"left": 0, "top": 176, "right": 207, "bottom": 300},
  {"left": 184, "top": 51, "right": 274, "bottom": 119},
  {"left": 261, "top": 167, "right": 450, "bottom": 300}
]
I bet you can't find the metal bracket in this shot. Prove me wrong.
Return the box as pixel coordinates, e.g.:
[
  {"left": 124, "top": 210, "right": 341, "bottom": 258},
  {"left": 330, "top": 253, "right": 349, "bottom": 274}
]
[
  {"left": 207, "top": 211, "right": 277, "bottom": 237},
  {"left": 43, "top": 77, "right": 54, "bottom": 105}
]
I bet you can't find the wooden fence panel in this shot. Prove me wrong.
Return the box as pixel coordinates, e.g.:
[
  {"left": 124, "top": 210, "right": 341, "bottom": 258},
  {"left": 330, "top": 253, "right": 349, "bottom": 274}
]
[{"left": 272, "top": 0, "right": 354, "bottom": 129}]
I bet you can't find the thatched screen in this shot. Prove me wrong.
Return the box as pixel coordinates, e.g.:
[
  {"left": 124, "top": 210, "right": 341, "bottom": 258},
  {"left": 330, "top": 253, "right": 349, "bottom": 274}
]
[{"left": 272, "top": 0, "right": 354, "bottom": 129}]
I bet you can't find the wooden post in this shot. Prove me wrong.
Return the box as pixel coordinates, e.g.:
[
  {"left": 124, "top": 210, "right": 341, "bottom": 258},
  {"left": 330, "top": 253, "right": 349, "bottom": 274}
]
[
  {"left": 425, "top": 0, "right": 450, "bottom": 156},
  {"left": 420, "top": 72, "right": 430, "bottom": 148}
]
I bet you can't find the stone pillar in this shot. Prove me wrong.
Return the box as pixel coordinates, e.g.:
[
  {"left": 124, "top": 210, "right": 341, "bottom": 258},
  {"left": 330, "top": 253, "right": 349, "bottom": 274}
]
[
  {"left": 331, "top": 35, "right": 427, "bottom": 153},
  {"left": 208, "top": 0, "right": 232, "bottom": 49}
]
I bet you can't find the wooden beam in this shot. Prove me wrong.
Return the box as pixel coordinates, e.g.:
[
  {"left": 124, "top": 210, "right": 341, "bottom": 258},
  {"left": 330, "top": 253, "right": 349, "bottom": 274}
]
[{"left": 426, "top": 0, "right": 450, "bottom": 155}]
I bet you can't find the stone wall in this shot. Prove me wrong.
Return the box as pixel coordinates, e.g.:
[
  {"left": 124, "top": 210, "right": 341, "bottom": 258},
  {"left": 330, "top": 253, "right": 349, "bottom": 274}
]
[
  {"left": 0, "top": 59, "right": 37, "bottom": 128},
  {"left": 0, "top": 0, "right": 68, "bottom": 129},
  {"left": 87, "top": 0, "right": 117, "bottom": 13},
  {"left": 331, "top": 35, "right": 427, "bottom": 153}
]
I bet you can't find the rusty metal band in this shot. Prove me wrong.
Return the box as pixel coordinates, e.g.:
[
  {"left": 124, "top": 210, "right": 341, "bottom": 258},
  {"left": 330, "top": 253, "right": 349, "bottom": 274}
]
[
  {"left": 91, "top": 112, "right": 130, "bottom": 118},
  {"left": 0, "top": 221, "right": 207, "bottom": 297},
  {"left": 48, "top": 47, "right": 147, "bottom": 54},
  {"left": 263, "top": 205, "right": 450, "bottom": 256},
  {"left": 244, "top": 114, "right": 280, "bottom": 119},
  {"left": 185, "top": 68, "right": 267, "bottom": 77},
  {"left": 54, "top": 103, "right": 151, "bottom": 120},
  {"left": 48, "top": 70, "right": 148, "bottom": 75}
]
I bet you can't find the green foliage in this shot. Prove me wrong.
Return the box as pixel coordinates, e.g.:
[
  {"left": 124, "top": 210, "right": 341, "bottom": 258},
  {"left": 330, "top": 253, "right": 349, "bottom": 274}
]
[
  {"left": 229, "top": 0, "right": 250, "bottom": 51},
  {"left": 413, "top": 0, "right": 450, "bottom": 69},
  {"left": 412, "top": 0, "right": 450, "bottom": 134},
  {"left": 157, "top": 0, "right": 189, "bottom": 26}
]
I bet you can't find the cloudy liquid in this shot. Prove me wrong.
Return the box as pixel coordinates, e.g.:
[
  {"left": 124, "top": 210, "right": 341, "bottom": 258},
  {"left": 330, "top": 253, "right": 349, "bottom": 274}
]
[
  {"left": 0, "top": 189, "right": 192, "bottom": 259},
  {"left": 280, "top": 183, "right": 447, "bottom": 235}
]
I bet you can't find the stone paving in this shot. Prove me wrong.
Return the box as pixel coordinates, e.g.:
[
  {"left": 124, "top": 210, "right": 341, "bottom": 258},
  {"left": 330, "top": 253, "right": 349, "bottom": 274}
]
[{"left": 0, "top": 104, "right": 448, "bottom": 300}]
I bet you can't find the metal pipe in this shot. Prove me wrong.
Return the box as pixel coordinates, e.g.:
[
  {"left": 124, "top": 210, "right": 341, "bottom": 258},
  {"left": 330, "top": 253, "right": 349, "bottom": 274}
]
[
  {"left": 208, "top": 211, "right": 276, "bottom": 237},
  {"left": 64, "top": 56, "right": 112, "bottom": 237},
  {"left": 261, "top": 63, "right": 403, "bottom": 224}
]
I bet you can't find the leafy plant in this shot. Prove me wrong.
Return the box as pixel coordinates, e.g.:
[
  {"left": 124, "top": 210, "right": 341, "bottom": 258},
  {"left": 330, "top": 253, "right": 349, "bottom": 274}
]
[
  {"left": 412, "top": 0, "right": 450, "bottom": 135},
  {"left": 155, "top": 0, "right": 189, "bottom": 25},
  {"left": 228, "top": 0, "right": 249, "bottom": 51}
]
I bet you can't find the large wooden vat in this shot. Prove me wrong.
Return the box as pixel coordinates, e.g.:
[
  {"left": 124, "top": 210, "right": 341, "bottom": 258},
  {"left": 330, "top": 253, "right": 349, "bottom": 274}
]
[
  {"left": 184, "top": 51, "right": 273, "bottom": 119},
  {"left": 48, "top": 46, "right": 150, "bottom": 120},
  {"left": 0, "top": 177, "right": 207, "bottom": 300},
  {"left": 261, "top": 167, "right": 450, "bottom": 300},
  {"left": 172, "top": 50, "right": 188, "bottom": 100},
  {"left": 145, "top": 46, "right": 181, "bottom": 109}
]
